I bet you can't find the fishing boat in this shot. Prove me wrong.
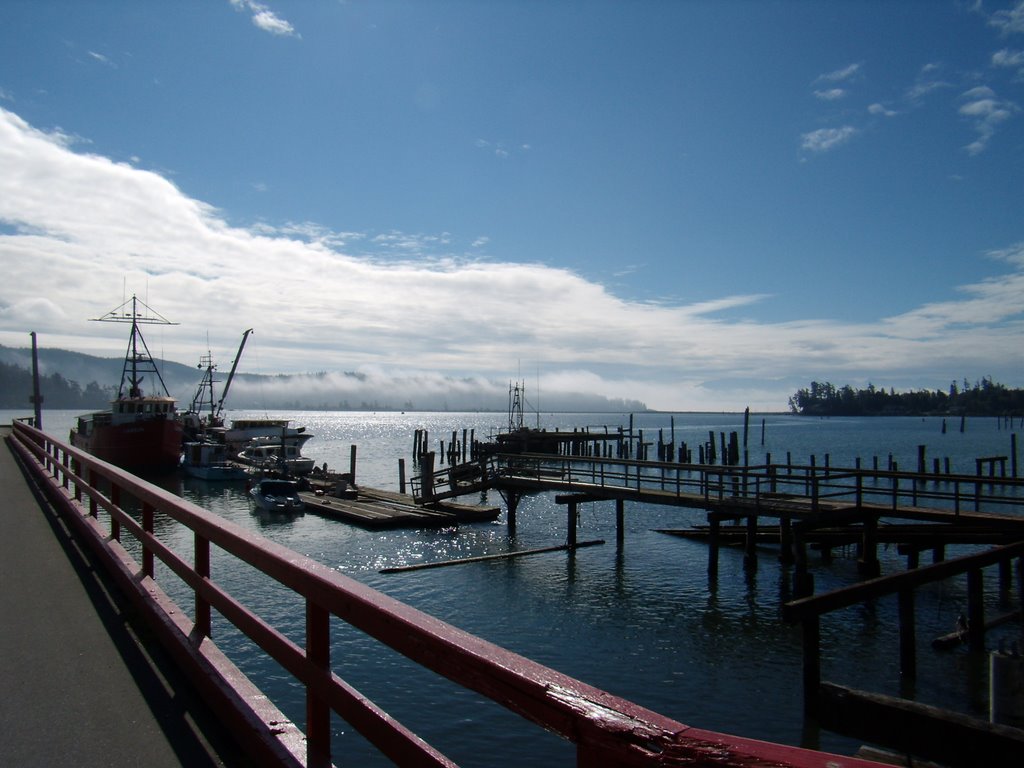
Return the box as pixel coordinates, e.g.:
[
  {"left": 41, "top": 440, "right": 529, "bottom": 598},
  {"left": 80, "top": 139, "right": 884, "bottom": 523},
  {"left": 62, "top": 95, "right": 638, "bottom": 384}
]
[
  {"left": 237, "top": 438, "right": 316, "bottom": 476},
  {"left": 69, "top": 296, "right": 183, "bottom": 473},
  {"left": 249, "top": 478, "right": 304, "bottom": 513},
  {"left": 180, "top": 329, "right": 253, "bottom": 441},
  {"left": 180, "top": 440, "right": 248, "bottom": 481},
  {"left": 224, "top": 418, "right": 313, "bottom": 452}
]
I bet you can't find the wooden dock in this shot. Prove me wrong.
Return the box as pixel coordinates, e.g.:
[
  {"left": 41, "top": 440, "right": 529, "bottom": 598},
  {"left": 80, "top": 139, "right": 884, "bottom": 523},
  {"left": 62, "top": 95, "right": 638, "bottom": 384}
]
[{"left": 300, "top": 484, "right": 500, "bottom": 529}]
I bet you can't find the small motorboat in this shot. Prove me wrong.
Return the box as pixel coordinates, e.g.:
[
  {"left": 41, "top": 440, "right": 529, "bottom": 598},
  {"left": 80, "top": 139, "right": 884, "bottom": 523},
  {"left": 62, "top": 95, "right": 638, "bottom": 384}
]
[
  {"left": 237, "top": 439, "right": 316, "bottom": 476},
  {"left": 181, "top": 440, "right": 248, "bottom": 481},
  {"left": 249, "top": 478, "right": 305, "bottom": 513}
]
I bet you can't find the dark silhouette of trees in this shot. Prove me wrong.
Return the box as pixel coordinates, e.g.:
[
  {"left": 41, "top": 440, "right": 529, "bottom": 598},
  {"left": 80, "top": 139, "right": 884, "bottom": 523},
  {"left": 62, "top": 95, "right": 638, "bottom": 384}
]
[
  {"left": 0, "top": 361, "right": 114, "bottom": 409},
  {"left": 789, "top": 377, "right": 1024, "bottom": 416}
]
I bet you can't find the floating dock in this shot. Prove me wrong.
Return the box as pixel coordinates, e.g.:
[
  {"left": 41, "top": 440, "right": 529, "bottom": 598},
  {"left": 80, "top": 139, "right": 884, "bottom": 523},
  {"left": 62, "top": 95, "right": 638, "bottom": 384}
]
[{"left": 300, "top": 483, "right": 500, "bottom": 529}]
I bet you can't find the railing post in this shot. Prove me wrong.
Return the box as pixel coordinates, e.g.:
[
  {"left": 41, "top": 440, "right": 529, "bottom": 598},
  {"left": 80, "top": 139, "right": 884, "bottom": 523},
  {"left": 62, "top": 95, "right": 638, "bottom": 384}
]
[
  {"left": 110, "top": 484, "right": 121, "bottom": 542},
  {"left": 195, "top": 534, "right": 211, "bottom": 638},
  {"left": 142, "top": 503, "right": 154, "bottom": 578},
  {"left": 72, "top": 458, "right": 82, "bottom": 501},
  {"left": 88, "top": 468, "right": 98, "bottom": 517},
  {"left": 62, "top": 451, "right": 70, "bottom": 490},
  {"left": 306, "top": 600, "right": 331, "bottom": 768}
]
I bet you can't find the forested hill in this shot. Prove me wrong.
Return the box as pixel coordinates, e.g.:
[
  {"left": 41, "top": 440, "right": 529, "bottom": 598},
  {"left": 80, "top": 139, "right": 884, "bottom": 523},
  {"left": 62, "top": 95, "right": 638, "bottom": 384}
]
[
  {"left": 789, "top": 378, "right": 1024, "bottom": 417},
  {"left": 0, "top": 359, "right": 116, "bottom": 409}
]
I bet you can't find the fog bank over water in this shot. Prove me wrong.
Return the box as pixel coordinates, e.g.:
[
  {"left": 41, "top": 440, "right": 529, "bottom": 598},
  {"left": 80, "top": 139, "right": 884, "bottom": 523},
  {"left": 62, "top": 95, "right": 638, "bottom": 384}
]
[
  {"left": 225, "top": 370, "right": 647, "bottom": 413},
  {"left": 0, "top": 344, "right": 647, "bottom": 413}
]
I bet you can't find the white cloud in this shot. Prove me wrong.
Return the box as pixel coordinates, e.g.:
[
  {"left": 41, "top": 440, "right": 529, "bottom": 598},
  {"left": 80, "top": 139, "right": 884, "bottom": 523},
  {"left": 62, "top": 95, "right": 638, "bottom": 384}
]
[
  {"left": 992, "top": 48, "right": 1024, "bottom": 67},
  {"left": 1, "top": 106, "right": 1022, "bottom": 411},
  {"left": 800, "top": 126, "right": 858, "bottom": 153},
  {"left": 814, "top": 88, "right": 845, "bottom": 101},
  {"left": 959, "top": 86, "right": 1018, "bottom": 155},
  {"left": 868, "top": 103, "right": 897, "bottom": 117},
  {"left": 992, "top": 47, "right": 1024, "bottom": 78},
  {"left": 816, "top": 63, "right": 862, "bottom": 83},
  {"left": 229, "top": 0, "right": 299, "bottom": 38},
  {"left": 905, "top": 64, "right": 951, "bottom": 103},
  {"left": 990, "top": 1, "right": 1024, "bottom": 35}
]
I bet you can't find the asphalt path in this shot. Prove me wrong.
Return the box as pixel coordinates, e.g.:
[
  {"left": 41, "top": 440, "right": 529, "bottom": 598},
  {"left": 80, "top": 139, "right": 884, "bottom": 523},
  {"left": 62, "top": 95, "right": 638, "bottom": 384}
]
[{"left": 0, "top": 426, "right": 248, "bottom": 767}]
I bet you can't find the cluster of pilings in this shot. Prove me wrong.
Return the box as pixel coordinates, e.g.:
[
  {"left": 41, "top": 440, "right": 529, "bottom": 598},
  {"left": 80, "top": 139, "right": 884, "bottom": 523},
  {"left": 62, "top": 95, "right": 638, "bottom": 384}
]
[
  {"left": 410, "top": 411, "right": 771, "bottom": 469},
  {"left": 412, "top": 414, "right": 1020, "bottom": 482},
  {"left": 412, "top": 428, "right": 477, "bottom": 466}
]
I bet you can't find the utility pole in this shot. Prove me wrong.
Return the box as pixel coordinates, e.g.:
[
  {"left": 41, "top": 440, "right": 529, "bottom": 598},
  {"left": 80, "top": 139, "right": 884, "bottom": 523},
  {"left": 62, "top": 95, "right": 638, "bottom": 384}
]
[{"left": 30, "top": 331, "right": 43, "bottom": 428}]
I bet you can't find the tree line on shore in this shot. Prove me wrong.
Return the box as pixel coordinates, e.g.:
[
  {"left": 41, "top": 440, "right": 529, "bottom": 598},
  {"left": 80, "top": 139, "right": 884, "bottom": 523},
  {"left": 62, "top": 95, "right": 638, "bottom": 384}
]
[
  {"left": 0, "top": 360, "right": 116, "bottom": 409},
  {"left": 788, "top": 377, "right": 1024, "bottom": 417}
]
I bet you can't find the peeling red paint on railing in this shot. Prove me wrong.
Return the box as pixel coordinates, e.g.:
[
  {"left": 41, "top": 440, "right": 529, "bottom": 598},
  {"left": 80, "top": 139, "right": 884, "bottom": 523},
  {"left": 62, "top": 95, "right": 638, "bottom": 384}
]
[{"left": 8, "top": 419, "right": 884, "bottom": 768}]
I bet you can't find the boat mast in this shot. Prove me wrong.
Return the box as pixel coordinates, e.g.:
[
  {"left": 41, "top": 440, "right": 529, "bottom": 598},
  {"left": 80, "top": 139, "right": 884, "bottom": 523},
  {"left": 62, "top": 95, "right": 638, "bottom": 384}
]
[
  {"left": 92, "top": 294, "right": 178, "bottom": 399},
  {"left": 508, "top": 380, "right": 524, "bottom": 433},
  {"left": 190, "top": 350, "right": 219, "bottom": 419},
  {"left": 215, "top": 328, "right": 253, "bottom": 420}
]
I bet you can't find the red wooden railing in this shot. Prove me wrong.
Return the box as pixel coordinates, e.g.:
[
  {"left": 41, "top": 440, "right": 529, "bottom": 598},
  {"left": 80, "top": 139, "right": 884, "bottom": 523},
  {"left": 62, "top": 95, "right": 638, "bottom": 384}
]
[{"left": 8, "top": 419, "right": 883, "bottom": 767}]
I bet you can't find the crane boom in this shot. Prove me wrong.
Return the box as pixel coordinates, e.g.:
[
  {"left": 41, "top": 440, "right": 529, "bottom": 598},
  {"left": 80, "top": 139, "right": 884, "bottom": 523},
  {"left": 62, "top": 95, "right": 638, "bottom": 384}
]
[{"left": 215, "top": 328, "right": 253, "bottom": 419}]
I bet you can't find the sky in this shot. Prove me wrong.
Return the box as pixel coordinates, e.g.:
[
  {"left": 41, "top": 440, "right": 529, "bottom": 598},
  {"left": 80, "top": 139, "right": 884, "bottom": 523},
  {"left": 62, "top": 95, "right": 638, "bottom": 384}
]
[{"left": 1, "top": 0, "right": 1023, "bottom": 412}]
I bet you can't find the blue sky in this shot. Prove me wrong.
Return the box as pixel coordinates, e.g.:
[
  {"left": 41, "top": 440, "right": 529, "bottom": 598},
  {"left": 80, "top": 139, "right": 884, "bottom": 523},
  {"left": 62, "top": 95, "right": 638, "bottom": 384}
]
[{"left": 1, "top": 0, "right": 1023, "bottom": 411}]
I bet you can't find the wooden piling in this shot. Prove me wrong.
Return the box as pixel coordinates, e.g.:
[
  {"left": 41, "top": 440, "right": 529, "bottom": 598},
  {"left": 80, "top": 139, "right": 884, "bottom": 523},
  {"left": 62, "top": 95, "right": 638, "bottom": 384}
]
[
  {"left": 801, "top": 616, "right": 821, "bottom": 718},
  {"left": 744, "top": 513, "right": 758, "bottom": 569},
  {"left": 708, "top": 515, "right": 720, "bottom": 580},
  {"left": 898, "top": 588, "right": 916, "bottom": 678},
  {"left": 743, "top": 407, "right": 750, "bottom": 464},
  {"left": 778, "top": 515, "right": 794, "bottom": 565},
  {"left": 967, "top": 569, "right": 985, "bottom": 652},
  {"left": 420, "top": 451, "right": 436, "bottom": 501},
  {"left": 615, "top": 498, "right": 625, "bottom": 544}
]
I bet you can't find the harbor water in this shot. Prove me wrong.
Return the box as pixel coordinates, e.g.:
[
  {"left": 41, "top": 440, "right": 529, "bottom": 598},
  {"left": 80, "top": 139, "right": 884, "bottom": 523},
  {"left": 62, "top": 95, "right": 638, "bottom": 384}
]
[{"left": 11, "top": 409, "right": 1024, "bottom": 765}]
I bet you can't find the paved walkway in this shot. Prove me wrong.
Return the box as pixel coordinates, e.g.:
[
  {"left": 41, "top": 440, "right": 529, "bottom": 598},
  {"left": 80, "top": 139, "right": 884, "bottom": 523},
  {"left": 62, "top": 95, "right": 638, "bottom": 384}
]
[{"left": 0, "top": 427, "right": 248, "bottom": 767}]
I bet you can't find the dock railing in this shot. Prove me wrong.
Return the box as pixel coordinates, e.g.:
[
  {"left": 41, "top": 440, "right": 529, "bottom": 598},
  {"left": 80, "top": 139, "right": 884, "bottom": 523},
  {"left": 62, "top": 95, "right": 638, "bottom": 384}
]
[
  {"left": 8, "top": 419, "right": 883, "bottom": 768},
  {"left": 492, "top": 453, "right": 1024, "bottom": 517},
  {"left": 780, "top": 540, "right": 1024, "bottom": 766}
]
